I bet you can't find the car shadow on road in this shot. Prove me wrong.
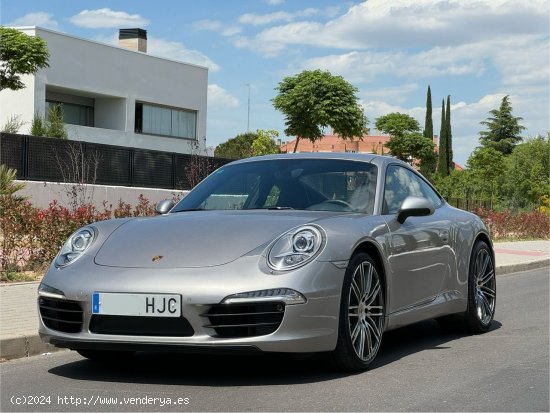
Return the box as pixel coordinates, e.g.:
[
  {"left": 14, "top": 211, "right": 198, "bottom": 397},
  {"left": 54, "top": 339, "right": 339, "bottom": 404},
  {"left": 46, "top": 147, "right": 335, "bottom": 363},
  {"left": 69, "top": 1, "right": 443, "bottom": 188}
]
[
  {"left": 370, "top": 318, "right": 502, "bottom": 370},
  {"left": 48, "top": 318, "right": 502, "bottom": 386}
]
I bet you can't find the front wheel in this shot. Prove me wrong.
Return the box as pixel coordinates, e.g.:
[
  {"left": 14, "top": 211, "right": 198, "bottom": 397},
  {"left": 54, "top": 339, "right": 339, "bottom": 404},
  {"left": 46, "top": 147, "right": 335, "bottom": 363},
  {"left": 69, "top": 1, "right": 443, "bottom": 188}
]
[
  {"left": 464, "top": 240, "right": 496, "bottom": 333},
  {"left": 332, "top": 252, "right": 385, "bottom": 371}
]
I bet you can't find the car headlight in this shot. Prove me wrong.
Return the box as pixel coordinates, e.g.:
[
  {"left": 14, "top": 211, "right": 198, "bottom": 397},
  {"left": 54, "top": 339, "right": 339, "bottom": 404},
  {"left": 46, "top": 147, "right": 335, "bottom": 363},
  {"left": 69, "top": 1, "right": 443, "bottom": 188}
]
[
  {"left": 267, "top": 225, "right": 325, "bottom": 271},
  {"left": 54, "top": 226, "right": 96, "bottom": 268}
]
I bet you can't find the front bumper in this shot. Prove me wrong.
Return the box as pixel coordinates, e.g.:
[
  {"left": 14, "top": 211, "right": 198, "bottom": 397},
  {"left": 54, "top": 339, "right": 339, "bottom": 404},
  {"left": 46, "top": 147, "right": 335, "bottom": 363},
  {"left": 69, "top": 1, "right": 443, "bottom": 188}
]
[{"left": 38, "top": 256, "right": 345, "bottom": 353}]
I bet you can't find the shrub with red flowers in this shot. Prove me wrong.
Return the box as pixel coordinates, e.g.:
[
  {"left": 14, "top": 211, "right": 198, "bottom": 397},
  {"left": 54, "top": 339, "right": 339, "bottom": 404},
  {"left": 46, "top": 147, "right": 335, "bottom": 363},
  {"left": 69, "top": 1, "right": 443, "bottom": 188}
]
[
  {"left": 1, "top": 198, "right": 41, "bottom": 272},
  {"left": 474, "top": 208, "right": 550, "bottom": 240},
  {"left": 1, "top": 194, "right": 157, "bottom": 273},
  {"left": 32, "top": 201, "right": 114, "bottom": 265}
]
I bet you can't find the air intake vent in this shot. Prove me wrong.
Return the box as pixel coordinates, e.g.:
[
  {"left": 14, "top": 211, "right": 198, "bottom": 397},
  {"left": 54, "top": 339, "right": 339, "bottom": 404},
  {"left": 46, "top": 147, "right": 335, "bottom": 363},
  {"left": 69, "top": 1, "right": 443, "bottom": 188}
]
[
  {"left": 39, "top": 297, "right": 83, "bottom": 333},
  {"left": 89, "top": 315, "right": 194, "bottom": 337},
  {"left": 202, "top": 302, "right": 285, "bottom": 338}
]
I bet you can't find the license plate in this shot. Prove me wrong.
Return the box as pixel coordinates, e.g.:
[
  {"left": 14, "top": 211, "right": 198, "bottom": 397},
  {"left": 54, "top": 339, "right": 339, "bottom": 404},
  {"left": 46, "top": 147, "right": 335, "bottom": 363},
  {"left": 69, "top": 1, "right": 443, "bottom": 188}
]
[{"left": 92, "top": 293, "right": 181, "bottom": 317}]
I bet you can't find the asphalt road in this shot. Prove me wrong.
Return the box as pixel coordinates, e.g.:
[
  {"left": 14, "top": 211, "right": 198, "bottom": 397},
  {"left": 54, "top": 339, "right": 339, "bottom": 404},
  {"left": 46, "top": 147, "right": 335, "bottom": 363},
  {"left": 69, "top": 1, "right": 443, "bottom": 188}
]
[{"left": 1, "top": 268, "right": 548, "bottom": 412}]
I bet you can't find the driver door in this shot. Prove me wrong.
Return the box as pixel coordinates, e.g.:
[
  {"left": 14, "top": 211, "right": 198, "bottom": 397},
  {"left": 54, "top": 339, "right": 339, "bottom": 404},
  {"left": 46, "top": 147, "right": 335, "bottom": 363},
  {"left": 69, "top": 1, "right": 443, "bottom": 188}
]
[{"left": 383, "top": 164, "right": 453, "bottom": 314}]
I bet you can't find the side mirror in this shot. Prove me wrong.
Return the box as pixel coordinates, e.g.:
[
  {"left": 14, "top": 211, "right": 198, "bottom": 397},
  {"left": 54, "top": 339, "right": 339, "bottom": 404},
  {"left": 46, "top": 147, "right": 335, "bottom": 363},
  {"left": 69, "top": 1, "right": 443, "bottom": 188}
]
[
  {"left": 396, "top": 196, "right": 434, "bottom": 224},
  {"left": 155, "top": 199, "right": 174, "bottom": 215}
]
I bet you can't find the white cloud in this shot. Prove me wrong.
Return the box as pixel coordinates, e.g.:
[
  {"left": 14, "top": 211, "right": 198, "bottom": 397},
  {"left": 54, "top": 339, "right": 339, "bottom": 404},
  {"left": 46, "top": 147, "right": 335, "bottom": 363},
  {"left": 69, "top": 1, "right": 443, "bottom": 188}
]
[
  {"left": 146, "top": 38, "right": 220, "bottom": 71},
  {"left": 266, "top": 0, "right": 285, "bottom": 5},
  {"left": 70, "top": 8, "right": 150, "bottom": 28},
  {"left": 298, "top": 47, "right": 484, "bottom": 85},
  {"left": 362, "top": 100, "right": 425, "bottom": 126},
  {"left": 221, "top": 26, "right": 242, "bottom": 37},
  {"left": 95, "top": 33, "right": 220, "bottom": 72},
  {"left": 208, "top": 84, "right": 239, "bottom": 108},
  {"left": 232, "top": 21, "right": 321, "bottom": 57},
  {"left": 235, "top": 0, "right": 549, "bottom": 54},
  {"left": 363, "top": 84, "right": 420, "bottom": 105},
  {"left": 238, "top": 8, "right": 318, "bottom": 26},
  {"left": 296, "top": 32, "right": 550, "bottom": 92},
  {"left": 8, "top": 12, "right": 59, "bottom": 30}
]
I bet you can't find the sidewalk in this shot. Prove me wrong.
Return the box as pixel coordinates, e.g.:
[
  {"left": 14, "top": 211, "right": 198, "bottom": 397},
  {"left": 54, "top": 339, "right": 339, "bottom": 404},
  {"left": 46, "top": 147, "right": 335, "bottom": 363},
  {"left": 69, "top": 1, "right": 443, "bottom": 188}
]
[{"left": 1, "top": 240, "right": 548, "bottom": 361}]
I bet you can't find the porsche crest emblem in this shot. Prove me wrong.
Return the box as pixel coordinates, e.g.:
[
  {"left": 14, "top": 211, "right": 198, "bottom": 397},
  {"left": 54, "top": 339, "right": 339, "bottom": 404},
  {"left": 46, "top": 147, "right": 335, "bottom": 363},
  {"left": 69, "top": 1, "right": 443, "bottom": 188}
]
[{"left": 152, "top": 255, "right": 164, "bottom": 263}]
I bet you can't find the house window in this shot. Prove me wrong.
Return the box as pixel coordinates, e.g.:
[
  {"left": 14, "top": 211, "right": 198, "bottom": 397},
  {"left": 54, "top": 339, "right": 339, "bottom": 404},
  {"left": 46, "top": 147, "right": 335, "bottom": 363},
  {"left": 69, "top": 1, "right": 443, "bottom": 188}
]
[
  {"left": 46, "top": 100, "right": 94, "bottom": 127},
  {"left": 135, "top": 102, "right": 197, "bottom": 139}
]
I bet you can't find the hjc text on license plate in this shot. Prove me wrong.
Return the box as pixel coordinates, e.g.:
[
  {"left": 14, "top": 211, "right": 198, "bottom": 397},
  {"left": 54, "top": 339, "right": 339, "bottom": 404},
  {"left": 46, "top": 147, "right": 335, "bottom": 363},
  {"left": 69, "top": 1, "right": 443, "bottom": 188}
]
[{"left": 92, "top": 293, "right": 181, "bottom": 317}]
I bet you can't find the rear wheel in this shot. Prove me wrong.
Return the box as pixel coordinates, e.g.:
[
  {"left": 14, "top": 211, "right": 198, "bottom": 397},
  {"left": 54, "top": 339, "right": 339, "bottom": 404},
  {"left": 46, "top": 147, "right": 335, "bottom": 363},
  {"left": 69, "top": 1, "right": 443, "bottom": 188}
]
[
  {"left": 76, "top": 349, "right": 135, "bottom": 362},
  {"left": 332, "top": 252, "right": 385, "bottom": 371},
  {"left": 464, "top": 240, "right": 496, "bottom": 333}
]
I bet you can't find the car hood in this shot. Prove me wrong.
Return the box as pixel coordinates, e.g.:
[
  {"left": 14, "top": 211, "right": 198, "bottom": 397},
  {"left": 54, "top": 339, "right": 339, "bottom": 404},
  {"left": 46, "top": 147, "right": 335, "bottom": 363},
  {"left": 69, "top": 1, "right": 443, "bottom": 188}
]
[{"left": 94, "top": 210, "right": 333, "bottom": 268}]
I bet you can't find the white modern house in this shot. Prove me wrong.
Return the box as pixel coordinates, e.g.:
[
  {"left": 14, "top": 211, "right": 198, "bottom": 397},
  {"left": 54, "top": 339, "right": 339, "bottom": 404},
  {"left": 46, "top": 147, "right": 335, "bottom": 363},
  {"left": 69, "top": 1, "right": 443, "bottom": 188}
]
[{"left": 0, "top": 27, "right": 208, "bottom": 154}]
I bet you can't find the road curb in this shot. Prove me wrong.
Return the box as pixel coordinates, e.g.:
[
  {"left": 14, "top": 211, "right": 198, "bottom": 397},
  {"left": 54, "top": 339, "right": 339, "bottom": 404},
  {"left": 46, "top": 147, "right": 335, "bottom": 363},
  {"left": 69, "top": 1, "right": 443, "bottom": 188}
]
[
  {"left": 0, "top": 333, "right": 64, "bottom": 361},
  {"left": 1, "top": 259, "right": 548, "bottom": 361},
  {"left": 496, "top": 258, "right": 549, "bottom": 276}
]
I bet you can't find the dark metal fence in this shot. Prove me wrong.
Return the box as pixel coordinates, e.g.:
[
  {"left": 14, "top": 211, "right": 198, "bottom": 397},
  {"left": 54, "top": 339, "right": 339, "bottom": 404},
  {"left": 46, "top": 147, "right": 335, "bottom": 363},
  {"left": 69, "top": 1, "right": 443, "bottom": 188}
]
[
  {"left": 446, "top": 197, "right": 493, "bottom": 211},
  {"left": 0, "top": 133, "right": 231, "bottom": 190}
]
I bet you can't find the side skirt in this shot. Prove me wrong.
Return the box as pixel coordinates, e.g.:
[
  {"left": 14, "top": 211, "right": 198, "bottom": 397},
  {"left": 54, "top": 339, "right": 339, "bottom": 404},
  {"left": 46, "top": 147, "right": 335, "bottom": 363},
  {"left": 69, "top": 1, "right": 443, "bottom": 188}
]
[{"left": 385, "top": 292, "right": 467, "bottom": 331}]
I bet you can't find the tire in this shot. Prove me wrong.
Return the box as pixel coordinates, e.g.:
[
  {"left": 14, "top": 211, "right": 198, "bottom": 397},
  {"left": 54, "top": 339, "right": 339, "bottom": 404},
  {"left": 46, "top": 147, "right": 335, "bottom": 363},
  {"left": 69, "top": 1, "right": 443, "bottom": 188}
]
[
  {"left": 76, "top": 349, "right": 135, "bottom": 362},
  {"left": 332, "top": 252, "right": 385, "bottom": 371},
  {"left": 464, "top": 240, "right": 496, "bottom": 333}
]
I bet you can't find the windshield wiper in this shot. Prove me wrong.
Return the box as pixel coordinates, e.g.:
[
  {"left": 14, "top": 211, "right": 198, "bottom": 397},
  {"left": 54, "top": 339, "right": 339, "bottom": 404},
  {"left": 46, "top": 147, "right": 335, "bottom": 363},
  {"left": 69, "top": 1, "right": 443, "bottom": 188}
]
[{"left": 247, "top": 206, "right": 295, "bottom": 210}]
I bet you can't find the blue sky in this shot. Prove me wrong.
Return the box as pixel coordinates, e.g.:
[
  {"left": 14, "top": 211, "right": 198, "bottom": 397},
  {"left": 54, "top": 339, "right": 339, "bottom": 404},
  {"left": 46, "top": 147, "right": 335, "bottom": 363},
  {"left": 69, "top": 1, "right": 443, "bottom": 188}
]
[{"left": 2, "top": 0, "right": 549, "bottom": 166}]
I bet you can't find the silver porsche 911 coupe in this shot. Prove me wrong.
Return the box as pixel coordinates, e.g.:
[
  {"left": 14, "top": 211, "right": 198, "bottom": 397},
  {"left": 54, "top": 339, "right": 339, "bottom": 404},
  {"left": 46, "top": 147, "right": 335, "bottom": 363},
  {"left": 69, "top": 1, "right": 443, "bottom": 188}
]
[{"left": 38, "top": 153, "right": 496, "bottom": 371}]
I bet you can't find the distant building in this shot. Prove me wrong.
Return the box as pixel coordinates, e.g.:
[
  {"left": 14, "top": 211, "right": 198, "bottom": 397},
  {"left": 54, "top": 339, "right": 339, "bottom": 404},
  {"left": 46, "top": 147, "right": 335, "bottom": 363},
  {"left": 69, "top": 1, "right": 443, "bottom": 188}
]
[
  {"left": 280, "top": 134, "right": 464, "bottom": 170},
  {"left": 280, "top": 134, "right": 393, "bottom": 154},
  {"left": 0, "top": 27, "right": 208, "bottom": 155}
]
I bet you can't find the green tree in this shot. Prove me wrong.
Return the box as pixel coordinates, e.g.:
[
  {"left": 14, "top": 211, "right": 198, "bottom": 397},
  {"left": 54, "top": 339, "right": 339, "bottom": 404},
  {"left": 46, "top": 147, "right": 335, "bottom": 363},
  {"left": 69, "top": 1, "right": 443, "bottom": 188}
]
[
  {"left": 386, "top": 133, "right": 435, "bottom": 166},
  {"left": 30, "top": 105, "right": 67, "bottom": 139},
  {"left": 421, "top": 86, "right": 436, "bottom": 177},
  {"left": 251, "top": 129, "right": 281, "bottom": 156},
  {"left": 445, "top": 95, "right": 453, "bottom": 171},
  {"left": 0, "top": 27, "right": 50, "bottom": 91},
  {"left": 272, "top": 69, "right": 368, "bottom": 152},
  {"left": 437, "top": 99, "right": 449, "bottom": 176},
  {"left": 375, "top": 113, "right": 434, "bottom": 167},
  {"left": 45, "top": 105, "right": 67, "bottom": 139},
  {"left": 214, "top": 132, "right": 258, "bottom": 159},
  {"left": 479, "top": 95, "right": 525, "bottom": 155},
  {"left": 466, "top": 147, "right": 506, "bottom": 202},
  {"left": 501, "top": 135, "right": 550, "bottom": 209},
  {"left": 423, "top": 85, "right": 433, "bottom": 140},
  {"left": 375, "top": 112, "right": 420, "bottom": 139},
  {"left": 432, "top": 169, "right": 471, "bottom": 199}
]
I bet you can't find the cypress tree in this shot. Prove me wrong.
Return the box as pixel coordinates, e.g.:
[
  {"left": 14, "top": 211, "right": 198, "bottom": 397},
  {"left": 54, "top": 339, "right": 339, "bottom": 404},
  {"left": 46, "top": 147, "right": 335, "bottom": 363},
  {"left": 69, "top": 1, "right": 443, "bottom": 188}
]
[
  {"left": 446, "top": 95, "right": 453, "bottom": 171},
  {"left": 421, "top": 85, "right": 436, "bottom": 176},
  {"left": 437, "top": 99, "right": 448, "bottom": 175},
  {"left": 423, "top": 85, "right": 433, "bottom": 140}
]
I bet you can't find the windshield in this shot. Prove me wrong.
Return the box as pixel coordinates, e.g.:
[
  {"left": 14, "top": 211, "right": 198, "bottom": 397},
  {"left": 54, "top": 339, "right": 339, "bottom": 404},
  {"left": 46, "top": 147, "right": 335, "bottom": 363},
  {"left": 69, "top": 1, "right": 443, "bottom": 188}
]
[{"left": 172, "top": 158, "right": 378, "bottom": 214}]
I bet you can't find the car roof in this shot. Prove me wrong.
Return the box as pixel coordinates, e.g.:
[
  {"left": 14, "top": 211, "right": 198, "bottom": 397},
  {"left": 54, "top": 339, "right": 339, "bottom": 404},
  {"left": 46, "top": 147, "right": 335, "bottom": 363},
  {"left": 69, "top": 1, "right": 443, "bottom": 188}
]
[{"left": 228, "top": 152, "right": 408, "bottom": 169}]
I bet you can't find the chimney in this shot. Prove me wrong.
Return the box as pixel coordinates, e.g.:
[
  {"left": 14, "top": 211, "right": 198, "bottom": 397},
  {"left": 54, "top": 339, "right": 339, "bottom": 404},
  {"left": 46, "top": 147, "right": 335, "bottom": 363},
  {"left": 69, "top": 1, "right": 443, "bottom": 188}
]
[{"left": 118, "top": 28, "right": 147, "bottom": 53}]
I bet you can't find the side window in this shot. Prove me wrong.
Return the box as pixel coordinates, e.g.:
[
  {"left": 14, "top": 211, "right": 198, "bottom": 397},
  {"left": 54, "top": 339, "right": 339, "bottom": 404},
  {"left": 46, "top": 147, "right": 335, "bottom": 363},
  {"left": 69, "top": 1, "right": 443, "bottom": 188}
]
[{"left": 383, "top": 165, "right": 442, "bottom": 214}]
